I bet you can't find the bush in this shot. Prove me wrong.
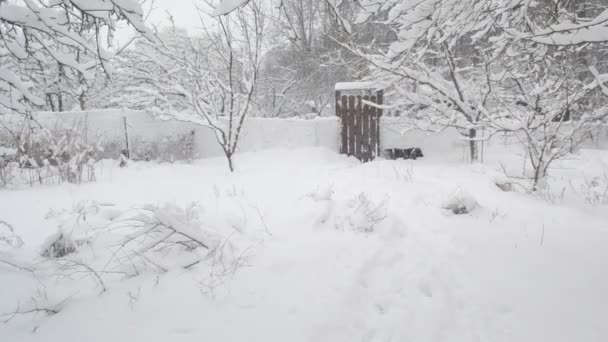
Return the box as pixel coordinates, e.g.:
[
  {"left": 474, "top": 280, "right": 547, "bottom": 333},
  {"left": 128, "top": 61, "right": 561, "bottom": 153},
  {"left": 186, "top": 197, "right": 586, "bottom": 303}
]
[
  {"left": 39, "top": 201, "right": 248, "bottom": 291},
  {"left": 307, "top": 187, "right": 388, "bottom": 232},
  {"left": 1, "top": 118, "right": 102, "bottom": 186},
  {"left": 41, "top": 233, "right": 78, "bottom": 258},
  {"left": 442, "top": 189, "right": 478, "bottom": 215},
  {"left": 129, "top": 130, "right": 195, "bottom": 163},
  {"left": 580, "top": 173, "right": 608, "bottom": 206}
]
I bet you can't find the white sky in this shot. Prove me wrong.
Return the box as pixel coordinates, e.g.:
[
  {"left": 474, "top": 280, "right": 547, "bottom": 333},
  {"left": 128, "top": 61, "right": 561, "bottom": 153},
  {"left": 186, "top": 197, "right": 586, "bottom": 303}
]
[
  {"left": 147, "top": 0, "right": 204, "bottom": 31},
  {"left": 115, "top": 0, "right": 211, "bottom": 44}
]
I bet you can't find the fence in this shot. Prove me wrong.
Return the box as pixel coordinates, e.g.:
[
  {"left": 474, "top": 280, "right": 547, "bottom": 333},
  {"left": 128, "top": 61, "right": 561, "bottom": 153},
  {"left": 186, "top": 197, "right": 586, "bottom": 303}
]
[
  {"left": 0, "top": 110, "right": 342, "bottom": 163},
  {"left": 380, "top": 118, "right": 608, "bottom": 162},
  {"left": 0, "top": 110, "right": 197, "bottom": 163},
  {"left": 193, "top": 117, "right": 340, "bottom": 158},
  {"left": 2, "top": 110, "right": 607, "bottom": 165}
]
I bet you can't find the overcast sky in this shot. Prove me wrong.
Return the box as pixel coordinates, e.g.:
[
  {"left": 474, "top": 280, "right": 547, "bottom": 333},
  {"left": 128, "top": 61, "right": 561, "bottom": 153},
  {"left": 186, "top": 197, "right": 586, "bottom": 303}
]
[
  {"left": 147, "top": 0, "right": 203, "bottom": 31},
  {"left": 115, "top": 0, "right": 208, "bottom": 44}
]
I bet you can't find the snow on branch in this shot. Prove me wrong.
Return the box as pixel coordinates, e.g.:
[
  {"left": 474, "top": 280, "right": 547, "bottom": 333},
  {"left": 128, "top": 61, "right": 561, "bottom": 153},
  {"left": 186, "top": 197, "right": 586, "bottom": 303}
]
[
  {"left": 0, "top": 0, "right": 154, "bottom": 116},
  {"left": 211, "top": 0, "right": 250, "bottom": 16}
]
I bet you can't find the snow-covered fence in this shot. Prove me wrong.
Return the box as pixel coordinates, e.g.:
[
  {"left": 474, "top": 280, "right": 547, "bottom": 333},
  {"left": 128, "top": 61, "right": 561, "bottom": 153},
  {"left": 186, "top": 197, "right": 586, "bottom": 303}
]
[
  {"left": 380, "top": 118, "right": 608, "bottom": 162},
  {"left": 582, "top": 125, "right": 608, "bottom": 149},
  {"left": 0, "top": 110, "right": 197, "bottom": 162},
  {"left": 1, "top": 111, "right": 342, "bottom": 161},
  {"left": 3, "top": 110, "right": 605, "bottom": 165},
  {"left": 193, "top": 117, "right": 341, "bottom": 158},
  {"left": 380, "top": 118, "right": 468, "bottom": 161}
]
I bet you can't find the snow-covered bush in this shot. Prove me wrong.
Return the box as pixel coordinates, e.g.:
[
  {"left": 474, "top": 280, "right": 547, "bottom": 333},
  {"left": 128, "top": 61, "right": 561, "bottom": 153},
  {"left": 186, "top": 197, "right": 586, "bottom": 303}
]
[
  {"left": 113, "top": 204, "right": 223, "bottom": 274},
  {"left": 38, "top": 201, "right": 251, "bottom": 293},
  {"left": 0, "top": 155, "right": 16, "bottom": 188},
  {"left": 495, "top": 180, "right": 514, "bottom": 192},
  {"left": 392, "top": 164, "right": 414, "bottom": 183},
  {"left": 41, "top": 233, "right": 80, "bottom": 259},
  {"left": 442, "top": 189, "right": 478, "bottom": 215},
  {"left": 580, "top": 174, "right": 608, "bottom": 206},
  {"left": 41, "top": 201, "right": 106, "bottom": 257},
  {"left": 305, "top": 185, "right": 335, "bottom": 202},
  {"left": 0, "top": 220, "right": 23, "bottom": 250},
  {"left": 537, "top": 184, "right": 566, "bottom": 205},
  {"left": 307, "top": 188, "right": 388, "bottom": 232},
  {"left": 494, "top": 174, "right": 528, "bottom": 194},
  {"left": 345, "top": 193, "right": 388, "bottom": 232},
  {"left": 1, "top": 119, "right": 102, "bottom": 186},
  {"left": 129, "top": 131, "right": 195, "bottom": 163}
]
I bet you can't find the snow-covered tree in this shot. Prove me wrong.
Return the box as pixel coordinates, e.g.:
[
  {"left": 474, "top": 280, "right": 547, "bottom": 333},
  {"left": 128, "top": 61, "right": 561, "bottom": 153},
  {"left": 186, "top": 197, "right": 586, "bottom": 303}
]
[
  {"left": 118, "top": 1, "right": 266, "bottom": 171},
  {"left": 0, "top": 0, "right": 154, "bottom": 116},
  {"left": 349, "top": 0, "right": 505, "bottom": 162},
  {"left": 485, "top": 1, "right": 608, "bottom": 188},
  {"left": 255, "top": 0, "right": 380, "bottom": 117},
  {"left": 350, "top": 0, "right": 608, "bottom": 171},
  {"left": 506, "top": 0, "right": 608, "bottom": 46}
]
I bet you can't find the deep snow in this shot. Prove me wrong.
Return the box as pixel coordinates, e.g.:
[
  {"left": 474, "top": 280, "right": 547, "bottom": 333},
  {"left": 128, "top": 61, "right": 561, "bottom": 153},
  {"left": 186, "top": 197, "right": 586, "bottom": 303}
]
[{"left": 1, "top": 147, "right": 608, "bottom": 342}]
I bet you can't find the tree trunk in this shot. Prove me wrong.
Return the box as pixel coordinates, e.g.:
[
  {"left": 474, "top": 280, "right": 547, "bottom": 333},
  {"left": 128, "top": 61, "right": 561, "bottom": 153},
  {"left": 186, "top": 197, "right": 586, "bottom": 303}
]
[
  {"left": 58, "top": 65, "right": 65, "bottom": 112},
  {"left": 532, "top": 159, "right": 548, "bottom": 191},
  {"left": 57, "top": 93, "right": 64, "bottom": 112},
  {"left": 226, "top": 152, "right": 235, "bottom": 172},
  {"left": 47, "top": 94, "right": 56, "bottom": 112},
  {"left": 468, "top": 128, "right": 479, "bottom": 162},
  {"left": 79, "top": 92, "right": 86, "bottom": 111}
]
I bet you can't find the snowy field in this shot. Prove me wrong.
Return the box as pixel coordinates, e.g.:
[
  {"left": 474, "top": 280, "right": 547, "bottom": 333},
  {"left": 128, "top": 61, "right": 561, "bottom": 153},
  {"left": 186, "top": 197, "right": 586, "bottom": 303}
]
[{"left": 1, "top": 146, "right": 608, "bottom": 342}]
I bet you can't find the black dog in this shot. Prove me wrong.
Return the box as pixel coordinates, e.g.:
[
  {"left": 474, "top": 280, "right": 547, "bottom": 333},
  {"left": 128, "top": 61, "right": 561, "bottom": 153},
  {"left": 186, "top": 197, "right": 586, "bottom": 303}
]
[{"left": 383, "top": 147, "right": 424, "bottom": 160}]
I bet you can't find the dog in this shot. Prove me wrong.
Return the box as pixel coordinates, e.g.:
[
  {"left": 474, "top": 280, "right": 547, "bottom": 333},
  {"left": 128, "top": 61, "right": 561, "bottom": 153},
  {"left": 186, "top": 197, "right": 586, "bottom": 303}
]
[{"left": 383, "top": 147, "right": 424, "bottom": 160}]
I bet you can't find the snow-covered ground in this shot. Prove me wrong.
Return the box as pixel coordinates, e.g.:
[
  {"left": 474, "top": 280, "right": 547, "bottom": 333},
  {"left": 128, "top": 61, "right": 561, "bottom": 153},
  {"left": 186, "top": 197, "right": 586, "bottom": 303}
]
[{"left": 1, "top": 147, "right": 608, "bottom": 341}]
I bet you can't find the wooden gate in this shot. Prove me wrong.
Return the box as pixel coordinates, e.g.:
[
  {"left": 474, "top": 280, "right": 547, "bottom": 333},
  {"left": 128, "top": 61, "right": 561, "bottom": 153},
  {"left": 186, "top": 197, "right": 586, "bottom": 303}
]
[{"left": 335, "top": 89, "right": 383, "bottom": 162}]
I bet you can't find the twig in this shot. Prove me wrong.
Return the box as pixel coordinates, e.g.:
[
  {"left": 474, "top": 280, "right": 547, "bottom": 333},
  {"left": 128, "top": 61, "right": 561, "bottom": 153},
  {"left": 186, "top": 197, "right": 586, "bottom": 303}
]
[
  {"left": 0, "top": 258, "right": 35, "bottom": 273},
  {"left": 53, "top": 258, "right": 107, "bottom": 293},
  {"left": 183, "top": 260, "right": 201, "bottom": 269},
  {"left": 254, "top": 206, "right": 272, "bottom": 236},
  {"left": 540, "top": 224, "right": 545, "bottom": 246},
  {"left": 1, "top": 303, "right": 59, "bottom": 323}
]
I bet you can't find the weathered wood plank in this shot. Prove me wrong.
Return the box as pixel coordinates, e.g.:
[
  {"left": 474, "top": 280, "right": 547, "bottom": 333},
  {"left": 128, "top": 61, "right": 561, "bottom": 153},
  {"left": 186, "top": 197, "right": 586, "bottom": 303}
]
[
  {"left": 348, "top": 95, "right": 356, "bottom": 156},
  {"left": 340, "top": 95, "right": 348, "bottom": 154}
]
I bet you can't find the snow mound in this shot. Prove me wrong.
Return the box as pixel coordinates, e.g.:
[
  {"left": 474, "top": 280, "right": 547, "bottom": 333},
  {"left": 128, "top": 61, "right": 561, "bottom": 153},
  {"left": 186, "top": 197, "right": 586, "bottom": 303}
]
[
  {"left": 441, "top": 188, "right": 479, "bottom": 215},
  {"left": 335, "top": 82, "right": 376, "bottom": 91}
]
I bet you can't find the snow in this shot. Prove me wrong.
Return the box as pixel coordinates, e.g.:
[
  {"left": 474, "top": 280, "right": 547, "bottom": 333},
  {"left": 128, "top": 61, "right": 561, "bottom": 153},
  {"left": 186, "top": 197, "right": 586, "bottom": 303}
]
[
  {"left": 335, "top": 82, "right": 377, "bottom": 91},
  {"left": 520, "top": 9, "right": 608, "bottom": 45},
  {"left": 1, "top": 145, "right": 608, "bottom": 341},
  {"left": 0, "top": 68, "right": 45, "bottom": 106},
  {"left": 211, "top": 0, "right": 249, "bottom": 16}
]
